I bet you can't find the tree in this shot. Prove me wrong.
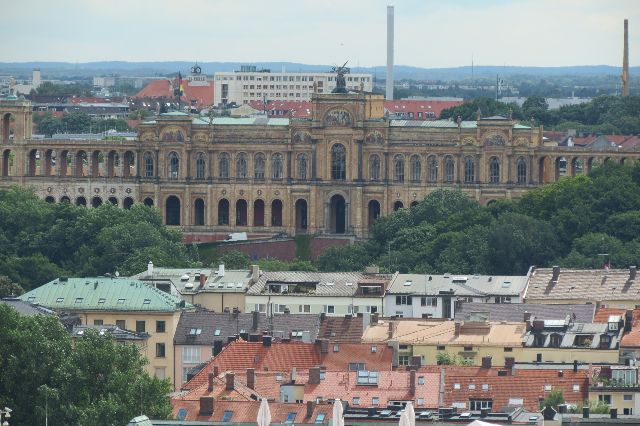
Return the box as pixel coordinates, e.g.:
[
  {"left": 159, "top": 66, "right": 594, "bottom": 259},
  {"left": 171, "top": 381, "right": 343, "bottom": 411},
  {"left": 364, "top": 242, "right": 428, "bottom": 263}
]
[
  {"left": 0, "top": 275, "right": 24, "bottom": 297},
  {"left": 213, "top": 250, "right": 250, "bottom": 269},
  {"left": 543, "top": 389, "right": 565, "bottom": 409}
]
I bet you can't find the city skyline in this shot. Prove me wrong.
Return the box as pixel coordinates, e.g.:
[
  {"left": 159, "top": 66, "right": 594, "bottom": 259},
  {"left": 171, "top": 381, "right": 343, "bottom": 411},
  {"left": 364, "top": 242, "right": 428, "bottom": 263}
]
[{"left": 2, "top": 0, "right": 638, "bottom": 67}]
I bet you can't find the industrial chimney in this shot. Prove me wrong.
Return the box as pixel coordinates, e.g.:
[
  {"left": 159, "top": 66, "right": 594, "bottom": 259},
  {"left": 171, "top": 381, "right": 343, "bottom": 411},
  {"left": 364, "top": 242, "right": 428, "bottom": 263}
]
[
  {"left": 386, "top": 5, "right": 394, "bottom": 100},
  {"left": 622, "top": 19, "right": 629, "bottom": 97}
]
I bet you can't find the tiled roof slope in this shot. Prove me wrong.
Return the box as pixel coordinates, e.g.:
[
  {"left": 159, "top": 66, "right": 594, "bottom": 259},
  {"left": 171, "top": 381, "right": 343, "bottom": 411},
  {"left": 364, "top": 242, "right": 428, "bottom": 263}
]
[
  {"left": 248, "top": 271, "right": 370, "bottom": 296},
  {"left": 20, "top": 277, "right": 191, "bottom": 312},
  {"left": 1, "top": 297, "right": 55, "bottom": 316},
  {"left": 174, "top": 311, "right": 320, "bottom": 345},
  {"left": 321, "top": 343, "right": 393, "bottom": 371},
  {"left": 456, "top": 302, "right": 595, "bottom": 323},
  {"left": 134, "top": 79, "right": 214, "bottom": 108},
  {"left": 525, "top": 267, "right": 640, "bottom": 301},
  {"left": 318, "top": 315, "right": 364, "bottom": 342},
  {"left": 389, "top": 273, "right": 528, "bottom": 297}
]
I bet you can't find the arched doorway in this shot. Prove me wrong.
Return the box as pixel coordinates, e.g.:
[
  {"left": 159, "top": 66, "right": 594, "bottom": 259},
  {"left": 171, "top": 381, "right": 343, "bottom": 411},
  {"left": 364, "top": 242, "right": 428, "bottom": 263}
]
[
  {"left": 45, "top": 196, "right": 55, "bottom": 203},
  {"left": 76, "top": 196, "right": 87, "bottom": 207},
  {"left": 394, "top": 201, "right": 404, "bottom": 211},
  {"left": 253, "top": 199, "right": 265, "bottom": 227},
  {"left": 123, "top": 197, "right": 134, "bottom": 209},
  {"left": 123, "top": 151, "right": 135, "bottom": 178},
  {"left": 28, "top": 149, "right": 39, "bottom": 176},
  {"left": 108, "top": 196, "right": 118, "bottom": 206},
  {"left": 143, "top": 197, "right": 154, "bottom": 207},
  {"left": 194, "top": 198, "right": 205, "bottom": 226},
  {"left": 271, "top": 199, "right": 283, "bottom": 226},
  {"left": 166, "top": 196, "right": 181, "bottom": 225},
  {"left": 410, "top": 201, "right": 419, "bottom": 207},
  {"left": 329, "top": 194, "right": 346, "bottom": 234},
  {"left": 60, "top": 196, "right": 70, "bottom": 203},
  {"left": 92, "top": 197, "right": 102, "bottom": 208},
  {"left": 218, "top": 199, "right": 230, "bottom": 225},
  {"left": 2, "top": 149, "right": 13, "bottom": 176},
  {"left": 368, "top": 200, "right": 380, "bottom": 229},
  {"left": 236, "top": 199, "right": 247, "bottom": 226},
  {"left": 295, "top": 199, "right": 308, "bottom": 231},
  {"left": 2, "top": 113, "right": 11, "bottom": 143}
]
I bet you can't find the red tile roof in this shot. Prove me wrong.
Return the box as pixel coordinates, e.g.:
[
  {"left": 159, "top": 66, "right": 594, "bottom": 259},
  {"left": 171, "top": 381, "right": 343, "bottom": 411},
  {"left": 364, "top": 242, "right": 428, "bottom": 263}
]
[
  {"left": 318, "top": 316, "right": 365, "bottom": 343},
  {"left": 384, "top": 100, "right": 463, "bottom": 119},
  {"left": 134, "top": 79, "right": 214, "bottom": 108},
  {"left": 248, "top": 101, "right": 313, "bottom": 118},
  {"left": 321, "top": 343, "right": 393, "bottom": 371},
  {"left": 593, "top": 308, "right": 627, "bottom": 323}
]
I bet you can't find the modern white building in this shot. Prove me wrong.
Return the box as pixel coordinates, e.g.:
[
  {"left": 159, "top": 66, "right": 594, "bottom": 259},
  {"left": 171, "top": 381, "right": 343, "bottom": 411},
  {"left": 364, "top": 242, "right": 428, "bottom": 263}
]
[
  {"left": 383, "top": 272, "right": 530, "bottom": 319},
  {"left": 245, "top": 271, "right": 388, "bottom": 317},
  {"left": 213, "top": 66, "right": 373, "bottom": 106}
]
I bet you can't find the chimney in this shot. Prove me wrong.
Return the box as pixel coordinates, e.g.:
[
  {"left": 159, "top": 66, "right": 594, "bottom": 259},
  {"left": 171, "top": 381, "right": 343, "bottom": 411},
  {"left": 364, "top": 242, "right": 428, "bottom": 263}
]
[
  {"left": 388, "top": 321, "right": 395, "bottom": 338},
  {"left": 199, "top": 273, "right": 207, "bottom": 289},
  {"left": 309, "top": 367, "right": 321, "bottom": 385},
  {"left": 552, "top": 266, "right": 560, "bottom": 281},
  {"left": 208, "top": 372, "right": 215, "bottom": 391},
  {"left": 504, "top": 357, "right": 515, "bottom": 370},
  {"left": 454, "top": 322, "right": 461, "bottom": 337},
  {"left": 386, "top": 5, "right": 395, "bottom": 100},
  {"left": 147, "top": 261, "right": 154, "bottom": 277},
  {"left": 481, "top": 356, "right": 492, "bottom": 369},
  {"left": 480, "top": 408, "right": 489, "bottom": 418},
  {"left": 250, "top": 264, "right": 260, "bottom": 283},
  {"left": 611, "top": 408, "right": 618, "bottom": 419},
  {"left": 622, "top": 19, "right": 629, "bottom": 97},
  {"left": 306, "top": 401, "right": 316, "bottom": 418},
  {"left": 213, "top": 366, "right": 219, "bottom": 377},
  {"left": 262, "top": 335, "right": 272, "bottom": 347},
  {"left": 583, "top": 407, "right": 589, "bottom": 419},
  {"left": 218, "top": 264, "right": 225, "bottom": 277},
  {"left": 573, "top": 360, "right": 578, "bottom": 373},
  {"left": 409, "top": 369, "right": 416, "bottom": 396},
  {"left": 246, "top": 368, "right": 255, "bottom": 390},
  {"left": 292, "top": 367, "right": 297, "bottom": 383},
  {"left": 199, "top": 396, "right": 214, "bottom": 416},
  {"left": 371, "top": 313, "right": 379, "bottom": 325},
  {"left": 523, "top": 312, "right": 531, "bottom": 323},
  {"left": 411, "top": 356, "right": 422, "bottom": 367},
  {"left": 320, "top": 339, "right": 329, "bottom": 354},
  {"left": 630, "top": 266, "right": 637, "bottom": 281},
  {"left": 252, "top": 310, "right": 259, "bottom": 331},
  {"left": 626, "top": 310, "right": 633, "bottom": 332},
  {"left": 558, "top": 404, "right": 567, "bottom": 414},
  {"left": 225, "top": 372, "right": 235, "bottom": 391}
]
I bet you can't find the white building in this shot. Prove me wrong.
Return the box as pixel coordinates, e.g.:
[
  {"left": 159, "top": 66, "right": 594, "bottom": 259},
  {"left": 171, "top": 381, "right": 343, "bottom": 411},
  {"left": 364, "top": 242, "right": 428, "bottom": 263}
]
[
  {"left": 383, "top": 272, "right": 530, "bottom": 319},
  {"left": 214, "top": 66, "right": 373, "bottom": 106}
]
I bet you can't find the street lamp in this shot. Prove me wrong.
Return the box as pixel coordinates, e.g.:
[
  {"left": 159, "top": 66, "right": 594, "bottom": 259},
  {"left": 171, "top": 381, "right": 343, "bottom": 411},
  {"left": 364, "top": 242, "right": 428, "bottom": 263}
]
[{"left": 0, "top": 407, "right": 12, "bottom": 426}]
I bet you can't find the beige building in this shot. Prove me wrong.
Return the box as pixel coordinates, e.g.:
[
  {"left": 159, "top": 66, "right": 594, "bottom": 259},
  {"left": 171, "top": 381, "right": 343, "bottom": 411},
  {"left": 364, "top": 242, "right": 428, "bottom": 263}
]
[
  {"left": 20, "top": 277, "right": 193, "bottom": 389},
  {"left": 589, "top": 366, "right": 640, "bottom": 416}
]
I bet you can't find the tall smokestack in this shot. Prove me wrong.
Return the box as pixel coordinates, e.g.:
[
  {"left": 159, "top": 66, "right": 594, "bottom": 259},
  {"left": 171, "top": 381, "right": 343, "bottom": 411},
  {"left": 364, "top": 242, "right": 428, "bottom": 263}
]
[
  {"left": 386, "top": 5, "right": 394, "bottom": 100},
  {"left": 622, "top": 19, "right": 629, "bottom": 97}
]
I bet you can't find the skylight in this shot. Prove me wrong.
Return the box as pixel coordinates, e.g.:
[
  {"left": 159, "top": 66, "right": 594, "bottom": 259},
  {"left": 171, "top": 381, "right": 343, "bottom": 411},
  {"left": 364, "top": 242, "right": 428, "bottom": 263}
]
[{"left": 214, "top": 329, "right": 221, "bottom": 336}]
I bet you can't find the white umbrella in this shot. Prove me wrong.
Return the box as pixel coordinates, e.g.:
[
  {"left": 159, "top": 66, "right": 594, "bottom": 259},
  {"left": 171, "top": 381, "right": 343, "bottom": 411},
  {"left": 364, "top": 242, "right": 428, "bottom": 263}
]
[
  {"left": 405, "top": 402, "right": 415, "bottom": 426},
  {"left": 257, "top": 397, "right": 271, "bottom": 426},
  {"left": 399, "top": 410, "right": 411, "bottom": 426},
  {"left": 332, "top": 399, "right": 344, "bottom": 426}
]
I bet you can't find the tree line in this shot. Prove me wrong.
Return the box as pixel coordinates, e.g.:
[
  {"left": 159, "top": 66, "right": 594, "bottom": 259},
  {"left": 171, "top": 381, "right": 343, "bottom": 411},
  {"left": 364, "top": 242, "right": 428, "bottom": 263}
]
[
  {"left": 34, "top": 112, "right": 131, "bottom": 136},
  {"left": 315, "top": 161, "right": 640, "bottom": 275}
]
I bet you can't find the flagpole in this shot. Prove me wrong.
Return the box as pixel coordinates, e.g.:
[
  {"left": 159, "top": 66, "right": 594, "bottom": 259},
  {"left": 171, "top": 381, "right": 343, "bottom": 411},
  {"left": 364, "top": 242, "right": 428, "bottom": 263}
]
[{"left": 496, "top": 74, "right": 499, "bottom": 103}]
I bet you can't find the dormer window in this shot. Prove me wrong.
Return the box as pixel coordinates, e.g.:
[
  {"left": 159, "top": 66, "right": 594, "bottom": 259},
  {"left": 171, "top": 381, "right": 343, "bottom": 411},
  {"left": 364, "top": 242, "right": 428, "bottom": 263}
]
[
  {"left": 550, "top": 334, "right": 562, "bottom": 348},
  {"left": 534, "top": 334, "right": 546, "bottom": 347},
  {"left": 600, "top": 334, "right": 612, "bottom": 349}
]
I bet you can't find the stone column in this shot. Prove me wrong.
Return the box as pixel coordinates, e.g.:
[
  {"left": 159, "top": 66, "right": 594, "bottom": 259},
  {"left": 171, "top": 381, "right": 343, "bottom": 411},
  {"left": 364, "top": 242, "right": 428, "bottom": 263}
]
[
  {"left": 356, "top": 140, "right": 363, "bottom": 181},
  {"left": 186, "top": 148, "right": 192, "bottom": 181},
  {"left": 311, "top": 141, "right": 317, "bottom": 180}
]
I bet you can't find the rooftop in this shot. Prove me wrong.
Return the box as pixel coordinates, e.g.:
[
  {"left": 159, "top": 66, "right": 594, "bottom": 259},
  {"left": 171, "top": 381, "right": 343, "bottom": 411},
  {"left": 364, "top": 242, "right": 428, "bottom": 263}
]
[
  {"left": 248, "top": 271, "right": 383, "bottom": 297},
  {"left": 388, "top": 273, "right": 528, "bottom": 297},
  {"left": 132, "top": 267, "right": 256, "bottom": 294},
  {"left": 456, "top": 302, "right": 596, "bottom": 323},
  {"left": 0, "top": 297, "right": 55, "bottom": 316}
]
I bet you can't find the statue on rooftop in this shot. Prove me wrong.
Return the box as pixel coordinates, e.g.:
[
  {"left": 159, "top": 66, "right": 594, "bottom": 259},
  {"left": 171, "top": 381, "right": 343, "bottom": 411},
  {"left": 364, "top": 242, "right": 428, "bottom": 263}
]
[{"left": 331, "top": 61, "right": 350, "bottom": 94}]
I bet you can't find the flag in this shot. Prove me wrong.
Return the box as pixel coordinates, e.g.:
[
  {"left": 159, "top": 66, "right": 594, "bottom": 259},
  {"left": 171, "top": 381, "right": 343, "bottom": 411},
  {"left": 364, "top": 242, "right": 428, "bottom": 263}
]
[{"left": 178, "top": 72, "right": 185, "bottom": 96}]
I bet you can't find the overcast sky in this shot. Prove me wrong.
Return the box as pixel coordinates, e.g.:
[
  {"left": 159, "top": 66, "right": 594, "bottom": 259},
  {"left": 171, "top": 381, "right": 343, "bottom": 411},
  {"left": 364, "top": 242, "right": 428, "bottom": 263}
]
[{"left": 2, "top": 0, "right": 637, "bottom": 67}]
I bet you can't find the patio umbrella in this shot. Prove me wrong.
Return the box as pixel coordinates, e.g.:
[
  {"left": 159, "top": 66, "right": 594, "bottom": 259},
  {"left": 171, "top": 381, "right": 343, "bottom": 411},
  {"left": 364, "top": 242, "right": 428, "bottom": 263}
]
[
  {"left": 332, "top": 399, "right": 344, "bottom": 426},
  {"left": 405, "top": 402, "right": 415, "bottom": 426},
  {"left": 257, "top": 397, "right": 271, "bottom": 426},
  {"left": 399, "top": 410, "right": 411, "bottom": 426}
]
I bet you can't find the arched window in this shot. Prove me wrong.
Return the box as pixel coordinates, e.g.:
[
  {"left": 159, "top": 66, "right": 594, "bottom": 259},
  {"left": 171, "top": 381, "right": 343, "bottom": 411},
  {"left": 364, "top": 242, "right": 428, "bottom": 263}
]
[
  {"left": 236, "top": 152, "right": 248, "bottom": 179},
  {"left": 218, "top": 199, "right": 230, "bottom": 225},
  {"left": 219, "top": 152, "right": 230, "bottom": 179},
  {"left": 272, "top": 153, "right": 284, "bottom": 179},
  {"left": 297, "top": 154, "right": 308, "bottom": 180},
  {"left": 331, "top": 144, "right": 346, "bottom": 180},
  {"left": 464, "top": 156, "right": 475, "bottom": 183},
  {"left": 254, "top": 153, "right": 265, "bottom": 179},
  {"left": 444, "top": 155, "right": 454, "bottom": 183},
  {"left": 517, "top": 157, "right": 527, "bottom": 184},
  {"left": 144, "top": 152, "right": 154, "bottom": 177},
  {"left": 410, "top": 155, "right": 421, "bottom": 182},
  {"left": 195, "top": 152, "right": 206, "bottom": 179},
  {"left": 369, "top": 154, "right": 380, "bottom": 181},
  {"left": 489, "top": 156, "right": 500, "bottom": 183},
  {"left": 394, "top": 154, "right": 404, "bottom": 182},
  {"left": 427, "top": 155, "right": 438, "bottom": 183},
  {"left": 168, "top": 152, "right": 179, "bottom": 180}
]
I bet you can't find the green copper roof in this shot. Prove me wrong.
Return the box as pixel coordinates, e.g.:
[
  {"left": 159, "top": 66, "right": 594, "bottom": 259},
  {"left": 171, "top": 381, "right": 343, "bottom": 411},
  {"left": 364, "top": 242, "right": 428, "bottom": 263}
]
[
  {"left": 20, "top": 277, "right": 192, "bottom": 312},
  {"left": 209, "top": 117, "right": 289, "bottom": 126},
  {"left": 161, "top": 111, "right": 190, "bottom": 116},
  {"left": 513, "top": 123, "right": 532, "bottom": 129}
]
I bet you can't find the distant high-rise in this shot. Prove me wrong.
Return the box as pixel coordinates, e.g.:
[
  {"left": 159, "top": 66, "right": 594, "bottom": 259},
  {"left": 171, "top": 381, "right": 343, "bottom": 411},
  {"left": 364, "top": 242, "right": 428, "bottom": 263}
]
[
  {"left": 622, "top": 19, "right": 629, "bottom": 97},
  {"left": 386, "top": 5, "right": 394, "bottom": 100},
  {"left": 32, "top": 69, "right": 41, "bottom": 89}
]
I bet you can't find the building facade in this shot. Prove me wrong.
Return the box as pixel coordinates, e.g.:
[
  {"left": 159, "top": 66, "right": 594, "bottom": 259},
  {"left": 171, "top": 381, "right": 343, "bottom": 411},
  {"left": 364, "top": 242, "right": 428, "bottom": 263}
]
[{"left": 2, "top": 93, "right": 639, "bottom": 240}]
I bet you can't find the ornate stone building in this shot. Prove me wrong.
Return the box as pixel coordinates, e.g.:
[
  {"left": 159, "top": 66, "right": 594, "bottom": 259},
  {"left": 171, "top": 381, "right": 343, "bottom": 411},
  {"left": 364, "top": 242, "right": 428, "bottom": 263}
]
[{"left": 1, "top": 93, "right": 638, "bottom": 239}]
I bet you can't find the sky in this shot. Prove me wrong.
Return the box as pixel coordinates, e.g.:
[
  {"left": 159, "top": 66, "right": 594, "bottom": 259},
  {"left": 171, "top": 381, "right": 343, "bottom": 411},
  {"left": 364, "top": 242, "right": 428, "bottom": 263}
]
[{"left": 2, "top": 0, "right": 638, "bottom": 67}]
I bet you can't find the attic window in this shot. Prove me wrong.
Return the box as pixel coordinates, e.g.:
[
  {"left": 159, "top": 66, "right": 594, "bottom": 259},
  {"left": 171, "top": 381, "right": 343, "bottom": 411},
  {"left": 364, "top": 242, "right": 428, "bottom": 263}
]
[
  {"left": 544, "top": 384, "right": 552, "bottom": 391},
  {"left": 417, "top": 397, "right": 424, "bottom": 405},
  {"left": 346, "top": 282, "right": 353, "bottom": 287},
  {"left": 27, "top": 296, "right": 35, "bottom": 302},
  {"left": 468, "top": 384, "right": 476, "bottom": 390},
  {"left": 56, "top": 297, "right": 64, "bottom": 303},
  {"left": 418, "top": 376, "right": 425, "bottom": 385},
  {"left": 404, "top": 280, "right": 413, "bottom": 286},
  {"left": 482, "top": 384, "right": 489, "bottom": 391},
  {"left": 326, "top": 282, "right": 334, "bottom": 286},
  {"left": 371, "top": 345, "right": 377, "bottom": 353},
  {"left": 189, "top": 328, "right": 202, "bottom": 335},
  {"left": 501, "top": 281, "right": 511, "bottom": 288},
  {"left": 276, "top": 373, "right": 283, "bottom": 381},
  {"left": 356, "top": 370, "right": 378, "bottom": 385},
  {"left": 454, "top": 383, "right": 461, "bottom": 389},
  {"left": 117, "top": 298, "right": 125, "bottom": 304},
  {"left": 333, "top": 344, "right": 339, "bottom": 352},
  {"left": 143, "top": 299, "right": 151, "bottom": 304},
  {"left": 75, "top": 298, "right": 83, "bottom": 304},
  {"left": 573, "top": 384, "right": 580, "bottom": 392},
  {"left": 372, "top": 397, "right": 380, "bottom": 405},
  {"left": 214, "top": 329, "right": 221, "bottom": 336},
  {"left": 319, "top": 371, "right": 326, "bottom": 380},
  {"left": 352, "top": 397, "right": 360, "bottom": 405},
  {"left": 98, "top": 298, "right": 106, "bottom": 304}
]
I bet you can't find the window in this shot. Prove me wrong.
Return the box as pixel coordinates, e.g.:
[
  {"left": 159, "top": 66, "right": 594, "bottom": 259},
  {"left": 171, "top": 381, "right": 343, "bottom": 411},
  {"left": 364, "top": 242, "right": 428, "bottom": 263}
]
[
  {"left": 624, "top": 408, "right": 634, "bottom": 415},
  {"left": 469, "top": 384, "right": 476, "bottom": 390},
  {"left": 624, "top": 394, "right": 633, "bottom": 401},
  {"left": 315, "top": 413, "right": 326, "bottom": 424},
  {"left": 272, "top": 153, "right": 284, "bottom": 179},
  {"left": 195, "top": 152, "right": 206, "bottom": 179},
  {"left": 254, "top": 153, "right": 265, "bottom": 179},
  {"left": 285, "top": 413, "right": 296, "bottom": 424},
  {"left": 399, "top": 355, "right": 410, "bottom": 365},
  {"left": 75, "top": 297, "right": 83, "bottom": 304},
  {"left": 136, "top": 321, "right": 146, "bottom": 333},
  {"left": 116, "top": 320, "right": 125, "bottom": 329},
  {"left": 572, "top": 384, "right": 580, "bottom": 392},
  {"left": 437, "top": 345, "right": 445, "bottom": 351},
  {"left": 144, "top": 152, "right": 154, "bottom": 177},
  {"left": 117, "top": 298, "right": 125, "bottom": 304},
  {"left": 534, "top": 334, "right": 546, "bottom": 347},
  {"left": 297, "top": 154, "right": 308, "bottom": 180},
  {"left": 356, "top": 370, "right": 379, "bottom": 385},
  {"left": 421, "top": 297, "right": 437, "bottom": 307},
  {"left": 218, "top": 152, "right": 230, "bottom": 178},
  {"left": 325, "top": 305, "right": 335, "bottom": 314},
  {"left": 236, "top": 152, "right": 248, "bottom": 178},
  {"left": 396, "top": 295, "right": 412, "bottom": 305},
  {"left": 598, "top": 395, "right": 612, "bottom": 405},
  {"left": 56, "top": 297, "right": 64, "bottom": 303},
  {"left": 298, "top": 304, "right": 311, "bottom": 313},
  {"left": 93, "top": 319, "right": 103, "bottom": 325},
  {"left": 417, "top": 397, "right": 425, "bottom": 406},
  {"left": 454, "top": 383, "right": 461, "bottom": 389},
  {"left": 482, "top": 384, "right": 489, "bottom": 391},
  {"left": 464, "top": 346, "right": 473, "bottom": 351},
  {"left": 544, "top": 384, "right": 552, "bottom": 391},
  {"left": 464, "top": 156, "right": 475, "bottom": 183},
  {"left": 255, "top": 304, "right": 266, "bottom": 313},
  {"left": 489, "top": 156, "right": 500, "bottom": 183},
  {"left": 349, "top": 362, "right": 366, "bottom": 371},
  {"left": 168, "top": 152, "right": 179, "bottom": 179},
  {"left": 156, "top": 343, "right": 166, "bottom": 358},
  {"left": 517, "top": 157, "right": 527, "bottom": 184},
  {"left": 495, "top": 296, "right": 511, "bottom": 304},
  {"left": 182, "top": 346, "right": 201, "bottom": 363},
  {"left": 394, "top": 154, "right": 404, "bottom": 182},
  {"left": 418, "top": 376, "right": 425, "bottom": 385},
  {"left": 352, "top": 397, "right": 360, "bottom": 405},
  {"left": 372, "top": 397, "right": 380, "bottom": 405},
  {"left": 333, "top": 345, "right": 340, "bottom": 352},
  {"left": 427, "top": 155, "right": 438, "bottom": 182},
  {"left": 331, "top": 144, "right": 346, "bottom": 180},
  {"left": 444, "top": 155, "right": 454, "bottom": 182},
  {"left": 222, "top": 411, "right": 233, "bottom": 422},
  {"left": 319, "top": 371, "right": 326, "bottom": 380},
  {"left": 369, "top": 154, "right": 380, "bottom": 181},
  {"left": 156, "top": 320, "right": 166, "bottom": 333},
  {"left": 549, "top": 334, "right": 562, "bottom": 347},
  {"left": 469, "top": 400, "right": 493, "bottom": 410},
  {"left": 410, "top": 155, "right": 421, "bottom": 182},
  {"left": 504, "top": 347, "right": 513, "bottom": 352}
]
